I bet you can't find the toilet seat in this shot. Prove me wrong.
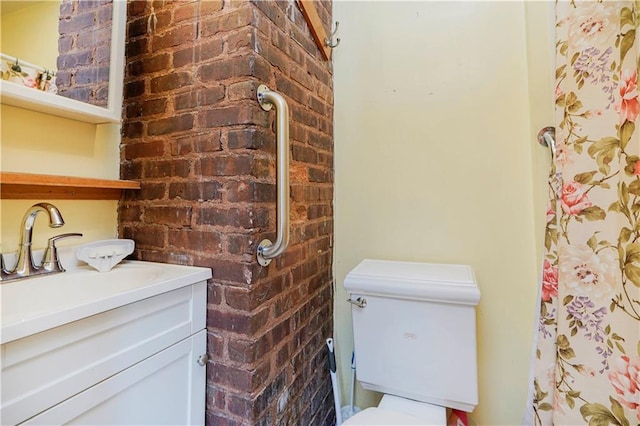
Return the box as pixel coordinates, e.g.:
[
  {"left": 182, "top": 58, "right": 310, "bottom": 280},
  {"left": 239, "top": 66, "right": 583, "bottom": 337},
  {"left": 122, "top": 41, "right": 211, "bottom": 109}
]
[
  {"left": 342, "top": 407, "right": 427, "bottom": 425},
  {"left": 342, "top": 395, "right": 448, "bottom": 426}
]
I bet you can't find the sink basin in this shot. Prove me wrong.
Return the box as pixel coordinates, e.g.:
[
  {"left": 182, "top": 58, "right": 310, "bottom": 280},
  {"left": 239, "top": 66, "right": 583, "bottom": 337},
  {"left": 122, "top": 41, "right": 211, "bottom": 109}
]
[{"left": 1, "top": 261, "right": 211, "bottom": 344}]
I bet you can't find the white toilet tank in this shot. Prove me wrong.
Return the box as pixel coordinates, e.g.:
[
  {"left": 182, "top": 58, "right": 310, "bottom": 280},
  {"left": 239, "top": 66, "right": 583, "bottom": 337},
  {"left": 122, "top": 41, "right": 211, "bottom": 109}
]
[{"left": 344, "top": 259, "right": 481, "bottom": 412}]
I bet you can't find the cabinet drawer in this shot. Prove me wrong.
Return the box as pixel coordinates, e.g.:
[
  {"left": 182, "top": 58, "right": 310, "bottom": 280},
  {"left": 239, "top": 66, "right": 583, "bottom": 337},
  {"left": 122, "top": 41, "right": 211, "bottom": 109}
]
[{"left": 1, "top": 282, "right": 206, "bottom": 425}]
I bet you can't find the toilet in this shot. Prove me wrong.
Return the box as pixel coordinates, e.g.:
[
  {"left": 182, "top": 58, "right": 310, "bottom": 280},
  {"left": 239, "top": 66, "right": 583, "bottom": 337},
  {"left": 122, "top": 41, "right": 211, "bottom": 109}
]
[{"left": 342, "top": 259, "right": 481, "bottom": 425}]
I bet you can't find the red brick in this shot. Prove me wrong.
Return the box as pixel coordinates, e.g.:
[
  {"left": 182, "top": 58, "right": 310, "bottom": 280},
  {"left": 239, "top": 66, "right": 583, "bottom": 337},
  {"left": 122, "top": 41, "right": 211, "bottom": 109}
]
[
  {"left": 225, "top": 181, "right": 275, "bottom": 203},
  {"left": 207, "top": 307, "right": 269, "bottom": 336},
  {"left": 200, "top": 105, "right": 266, "bottom": 128},
  {"left": 208, "top": 283, "right": 223, "bottom": 307},
  {"left": 252, "top": 1, "right": 286, "bottom": 29},
  {"left": 59, "top": 0, "right": 73, "bottom": 16},
  {"left": 227, "top": 128, "right": 273, "bottom": 151},
  {"left": 121, "top": 225, "right": 165, "bottom": 248},
  {"left": 203, "top": 86, "right": 225, "bottom": 105},
  {"left": 127, "top": 16, "right": 148, "bottom": 38},
  {"left": 308, "top": 167, "right": 331, "bottom": 183},
  {"left": 125, "top": 37, "right": 149, "bottom": 59},
  {"left": 173, "top": 39, "right": 224, "bottom": 68},
  {"left": 226, "top": 28, "right": 258, "bottom": 54},
  {"left": 207, "top": 331, "right": 225, "bottom": 359},
  {"left": 291, "top": 107, "right": 318, "bottom": 128},
  {"left": 198, "top": 56, "right": 254, "bottom": 82},
  {"left": 200, "top": 0, "right": 224, "bottom": 15},
  {"left": 169, "top": 181, "right": 222, "bottom": 201},
  {"left": 227, "top": 233, "right": 253, "bottom": 255},
  {"left": 228, "top": 337, "right": 258, "bottom": 363},
  {"left": 200, "top": 155, "right": 252, "bottom": 176},
  {"left": 200, "top": 7, "right": 254, "bottom": 37},
  {"left": 75, "top": 67, "right": 109, "bottom": 84},
  {"left": 145, "top": 206, "right": 192, "bottom": 227},
  {"left": 127, "top": 54, "right": 171, "bottom": 76},
  {"left": 118, "top": 203, "right": 142, "bottom": 222},
  {"left": 141, "top": 98, "right": 168, "bottom": 116},
  {"left": 174, "top": 91, "right": 199, "bottom": 110},
  {"left": 122, "top": 121, "right": 144, "bottom": 138},
  {"left": 307, "top": 58, "right": 332, "bottom": 86},
  {"left": 124, "top": 80, "right": 145, "bottom": 98},
  {"left": 261, "top": 41, "right": 291, "bottom": 74},
  {"left": 77, "top": 27, "right": 111, "bottom": 50},
  {"left": 137, "top": 182, "right": 167, "bottom": 200},
  {"left": 151, "top": 24, "right": 196, "bottom": 51},
  {"left": 124, "top": 140, "right": 165, "bottom": 159},
  {"left": 57, "top": 51, "right": 92, "bottom": 69},
  {"left": 270, "top": 27, "right": 291, "bottom": 56},
  {"left": 143, "top": 159, "right": 191, "bottom": 178},
  {"left": 148, "top": 114, "right": 194, "bottom": 136},
  {"left": 225, "top": 274, "right": 284, "bottom": 311},
  {"left": 227, "top": 80, "right": 256, "bottom": 101},
  {"left": 58, "top": 35, "right": 73, "bottom": 54},
  {"left": 120, "top": 161, "right": 143, "bottom": 181},
  {"left": 175, "top": 87, "right": 224, "bottom": 110},
  {"left": 173, "top": 132, "right": 222, "bottom": 154},
  {"left": 169, "top": 229, "right": 221, "bottom": 250},
  {"left": 57, "top": 0, "right": 112, "bottom": 107},
  {"left": 308, "top": 131, "right": 331, "bottom": 151},
  {"left": 205, "top": 412, "right": 243, "bottom": 426},
  {"left": 127, "top": 0, "right": 146, "bottom": 16},
  {"left": 173, "top": 2, "right": 198, "bottom": 23},
  {"left": 150, "top": 72, "right": 192, "bottom": 93},
  {"left": 59, "top": 11, "right": 95, "bottom": 33}
]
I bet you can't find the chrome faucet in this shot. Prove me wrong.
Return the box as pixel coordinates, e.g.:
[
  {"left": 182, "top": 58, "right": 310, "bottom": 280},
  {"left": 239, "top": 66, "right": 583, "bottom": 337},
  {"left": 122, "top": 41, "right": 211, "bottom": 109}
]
[{"left": 1, "top": 203, "right": 82, "bottom": 282}]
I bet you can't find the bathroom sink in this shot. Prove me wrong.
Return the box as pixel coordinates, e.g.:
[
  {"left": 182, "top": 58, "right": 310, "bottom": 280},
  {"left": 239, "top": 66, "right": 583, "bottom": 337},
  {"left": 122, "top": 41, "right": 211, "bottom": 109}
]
[{"left": 1, "top": 261, "right": 211, "bottom": 344}]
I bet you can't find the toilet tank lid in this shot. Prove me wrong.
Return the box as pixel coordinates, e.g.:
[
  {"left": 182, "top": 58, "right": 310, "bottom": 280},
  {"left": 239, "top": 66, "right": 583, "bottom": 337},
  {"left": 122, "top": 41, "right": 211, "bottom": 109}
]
[{"left": 344, "top": 259, "right": 480, "bottom": 306}]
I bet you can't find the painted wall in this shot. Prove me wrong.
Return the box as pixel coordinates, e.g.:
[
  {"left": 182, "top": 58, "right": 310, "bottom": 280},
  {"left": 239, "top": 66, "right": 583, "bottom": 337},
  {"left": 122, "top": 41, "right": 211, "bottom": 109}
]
[
  {"left": 1, "top": 1, "right": 120, "bottom": 255},
  {"left": 0, "top": 106, "right": 120, "bottom": 254},
  {"left": 333, "top": 2, "right": 553, "bottom": 424},
  {"left": 1, "top": 1, "right": 60, "bottom": 69},
  {"left": 1, "top": 1, "right": 555, "bottom": 423}
]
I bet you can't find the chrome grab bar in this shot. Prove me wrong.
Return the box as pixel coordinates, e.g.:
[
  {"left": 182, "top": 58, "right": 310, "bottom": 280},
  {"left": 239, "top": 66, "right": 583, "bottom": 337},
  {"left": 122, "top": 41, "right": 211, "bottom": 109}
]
[
  {"left": 537, "top": 126, "right": 556, "bottom": 158},
  {"left": 256, "top": 84, "right": 290, "bottom": 266}
]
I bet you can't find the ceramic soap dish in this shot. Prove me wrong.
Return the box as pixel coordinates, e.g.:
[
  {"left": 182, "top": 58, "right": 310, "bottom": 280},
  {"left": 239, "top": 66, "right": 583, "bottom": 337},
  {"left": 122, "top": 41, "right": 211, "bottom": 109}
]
[{"left": 76, "top": 239, "right": 135, "bottom": 272}]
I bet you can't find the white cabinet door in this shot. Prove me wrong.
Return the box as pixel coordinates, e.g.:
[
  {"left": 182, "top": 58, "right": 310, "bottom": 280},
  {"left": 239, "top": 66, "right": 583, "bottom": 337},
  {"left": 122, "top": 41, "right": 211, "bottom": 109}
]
[{"left": 22, "top": 329, "right": 206, "bottom": 426}]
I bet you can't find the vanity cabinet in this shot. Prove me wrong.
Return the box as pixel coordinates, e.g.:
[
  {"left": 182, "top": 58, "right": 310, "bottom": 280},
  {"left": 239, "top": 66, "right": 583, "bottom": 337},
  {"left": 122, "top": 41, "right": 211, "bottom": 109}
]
[{"left": 1, "top": 272, "right": 208, "bottom": 425}]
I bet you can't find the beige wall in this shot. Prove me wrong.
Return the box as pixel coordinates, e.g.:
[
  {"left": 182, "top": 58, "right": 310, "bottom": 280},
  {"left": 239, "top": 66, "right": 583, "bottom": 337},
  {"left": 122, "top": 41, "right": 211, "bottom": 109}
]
[
  {"left": 1, "top": 1, "right": 60, "bottom": 69},
  {"left": 1, "top": 1, "right": 120, "bottom": 254},
  {"left": 525, "top": 1, "right": 556, "bottom": 263},
  {"left": 333, "top": 2, "right": 553, "bottom": 424},
  {"left": 0, "top": 105, "right": 120, "bottom": 254}
]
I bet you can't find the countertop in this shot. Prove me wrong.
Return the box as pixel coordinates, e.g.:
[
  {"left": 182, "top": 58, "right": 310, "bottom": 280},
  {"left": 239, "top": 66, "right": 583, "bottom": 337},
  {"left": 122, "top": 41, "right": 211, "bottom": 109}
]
[{"left": 1, "top": 261, "right": 212, "bottom": 344}]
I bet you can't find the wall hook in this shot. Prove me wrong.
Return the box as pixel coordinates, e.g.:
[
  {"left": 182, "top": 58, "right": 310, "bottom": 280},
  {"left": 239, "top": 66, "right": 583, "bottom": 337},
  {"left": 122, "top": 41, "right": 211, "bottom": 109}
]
[{"left": 324, "top": 21, "right": 340, "bottom": 48}]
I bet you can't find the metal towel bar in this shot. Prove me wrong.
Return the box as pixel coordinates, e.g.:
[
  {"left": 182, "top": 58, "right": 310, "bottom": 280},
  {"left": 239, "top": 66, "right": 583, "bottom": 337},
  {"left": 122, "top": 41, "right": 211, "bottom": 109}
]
[
  {"left": 537, "top": 126, "right": 556, "bottom": 158},
  {"left": 256, "top": 84, "right": 290, "bottom": 266}
]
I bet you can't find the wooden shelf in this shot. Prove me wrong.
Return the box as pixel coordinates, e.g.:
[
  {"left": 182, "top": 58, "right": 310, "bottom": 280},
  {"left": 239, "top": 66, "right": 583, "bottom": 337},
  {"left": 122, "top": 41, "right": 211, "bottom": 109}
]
[{"left": 0, "top": 172, "right": 140, "bottom": 200}]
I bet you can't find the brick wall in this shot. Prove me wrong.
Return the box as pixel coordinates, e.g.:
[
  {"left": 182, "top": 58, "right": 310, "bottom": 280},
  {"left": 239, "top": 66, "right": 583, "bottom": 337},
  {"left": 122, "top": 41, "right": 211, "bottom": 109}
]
[
  {"left": 57, "top": 0, "right": 112, "bottom": 106},
  {"left": 119, "top": 1, "right": 334, "bottom": 424}
]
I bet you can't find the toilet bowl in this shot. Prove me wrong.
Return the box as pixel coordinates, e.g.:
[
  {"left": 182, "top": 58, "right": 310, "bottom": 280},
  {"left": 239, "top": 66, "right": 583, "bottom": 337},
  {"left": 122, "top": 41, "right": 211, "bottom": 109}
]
[{"left": 343, "top": 259, "right": 481, "bottom": 425}]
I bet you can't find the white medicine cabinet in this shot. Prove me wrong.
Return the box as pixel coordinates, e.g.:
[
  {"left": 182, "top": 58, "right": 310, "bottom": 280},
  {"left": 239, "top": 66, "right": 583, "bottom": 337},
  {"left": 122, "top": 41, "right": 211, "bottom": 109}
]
[{"left": 0, "top": 0, "right": 126, "bottom": 124}]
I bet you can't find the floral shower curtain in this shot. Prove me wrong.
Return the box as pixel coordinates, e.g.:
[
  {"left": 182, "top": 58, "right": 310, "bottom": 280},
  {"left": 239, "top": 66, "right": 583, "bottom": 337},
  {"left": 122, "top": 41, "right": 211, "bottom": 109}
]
[{"left": 530, "top": 1, "right": 640, "bottom": 425}]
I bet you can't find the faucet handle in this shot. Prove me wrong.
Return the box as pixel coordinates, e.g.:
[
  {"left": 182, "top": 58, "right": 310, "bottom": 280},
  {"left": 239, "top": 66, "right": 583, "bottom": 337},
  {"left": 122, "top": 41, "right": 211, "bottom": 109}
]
[{"left": 42, "top": 233, "right": 83, "bottom": 273}]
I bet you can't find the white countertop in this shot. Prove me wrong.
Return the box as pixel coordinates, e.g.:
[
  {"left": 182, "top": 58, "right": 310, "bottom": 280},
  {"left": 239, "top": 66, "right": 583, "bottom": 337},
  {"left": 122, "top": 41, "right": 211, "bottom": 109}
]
[{"left": 1, "top": 261, "right": 212, "bottom": 344}]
